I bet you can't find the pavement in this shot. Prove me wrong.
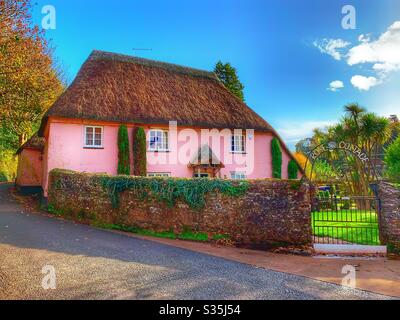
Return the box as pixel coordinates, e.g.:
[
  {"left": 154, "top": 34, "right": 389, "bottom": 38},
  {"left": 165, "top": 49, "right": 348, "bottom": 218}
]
[
  {"left": 133, "top": 235, "right": 400, "bottom": 298},
  {"left": 0, "top": 183, "right": 394, "bottom": 300}
]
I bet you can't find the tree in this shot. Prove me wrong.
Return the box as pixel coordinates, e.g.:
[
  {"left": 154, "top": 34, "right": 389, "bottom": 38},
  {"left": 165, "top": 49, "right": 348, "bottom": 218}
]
[
  {"left": 293, "top": 152, "right": 307, "bottom": 171},
  {"left": 385, "top": 136, "right": 400, "bottom": 182},
  {"left": 0, "top": 0, "right": 63, "bottom": 181},
  {"left": 0, "top": 0, "right": 64, "bottom": 147},
  {"left": 117, "top": 125, "right": 130, "bottom": 175},
  {"left": 214, "top": 61, "right": 245, "bottom": 101},
  {"left": 287, "top": 160, "right": 298, "bottom": 179},
  {"left": 312, "top": 160, "right": 337, "bottom": 181},
  {"left": 271, "top": 137, "right": 282, "bottom": 179},
  {"left": 293, "top": 151, "right": 336, "bottom": 181},
  {"left": 301, "top": 104, "right": 399, "bottom": 195},
  {"left": 132, "top": 127, "right": 147, "bottom": 176}
]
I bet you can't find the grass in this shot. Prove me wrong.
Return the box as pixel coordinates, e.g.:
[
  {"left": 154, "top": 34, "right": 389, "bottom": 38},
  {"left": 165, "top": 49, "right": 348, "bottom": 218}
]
[
  {"left": 92, "top": 222, "right": 228, "bottom": 243},
  {"left": 312, "top": 210, "right": 380, "bottom": 245},
  {"left": 45, "top": 203, "right": 230, "bottom": 244}
]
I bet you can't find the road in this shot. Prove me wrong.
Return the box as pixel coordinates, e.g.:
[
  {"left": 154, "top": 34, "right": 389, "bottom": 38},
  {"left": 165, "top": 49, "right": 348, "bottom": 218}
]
[{"left": 0, "top": 183, "right": 390, "bottom": 300}]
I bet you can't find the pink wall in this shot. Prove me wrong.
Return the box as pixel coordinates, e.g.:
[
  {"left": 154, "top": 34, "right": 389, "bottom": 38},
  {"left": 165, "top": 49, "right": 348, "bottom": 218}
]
[
  {"left": 42, "top": 119, "right": 297, "bottom": 195},
  {"left": 16, "top": 149, "right": 43, "bottom": 187}
]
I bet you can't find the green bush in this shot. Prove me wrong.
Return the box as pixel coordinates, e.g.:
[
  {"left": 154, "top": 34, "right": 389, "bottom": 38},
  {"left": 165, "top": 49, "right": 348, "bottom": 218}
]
[
  {"left": 117, "top": 125, "right": 130, "bottom": 175},
  {"left": 288, "top": 159, "right": 298, "bottom": 180},
  {"left": 0, "top": 149, "right": 17, "bottom": 182},
  {"left": 132, "top": 127, "right": 147, "bottom": 176},
  {"left": 271, "top": 137, "right": 282, "bottom": 179},
  {"left": 385, "top": 136, "right": 400, "bottom": 182}
]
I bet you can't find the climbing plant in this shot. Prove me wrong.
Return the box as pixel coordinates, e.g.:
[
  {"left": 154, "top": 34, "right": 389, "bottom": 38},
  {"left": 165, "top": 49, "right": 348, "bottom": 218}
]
[
  {"left": 100, "top": 176, "right": 249, "bottom": 210},
  {"left": 117, "top": 125, "right": 130, "bottom": 175},
  {"left": 271, "top": 137, "right": 282, "bottom": 179},
  {"left": 288, "top": 160, "right": 298, "bottom": 180},
  {"left": 133, "top": 127, "right": 147, "bottom": 176}
]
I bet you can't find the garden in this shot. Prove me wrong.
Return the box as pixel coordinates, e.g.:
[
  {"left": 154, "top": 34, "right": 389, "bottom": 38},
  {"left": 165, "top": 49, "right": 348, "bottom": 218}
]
[{"left": 312, "top": 209, "right": 380, "bottom": 245}]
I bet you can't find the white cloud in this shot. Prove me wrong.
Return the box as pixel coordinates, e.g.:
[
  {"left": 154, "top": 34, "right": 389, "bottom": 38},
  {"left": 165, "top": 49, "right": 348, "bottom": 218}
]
[
  {"left": 369, "top": 104, "right": 400, "bottom": 117},
  {"left": 313, "top": 38, "right": 350, "bottom": 61},
  {"left": 277, "top": 120, "right": 337, "bottom": 144},
  {"left": 327, "top": 80, "right": 344, "bottom": 92},
  {"left": 348, "top": 21, "right": 400, "bottom": 73},
  {"left": 358, "top": 34, "right": 371, "bottom": 43},
  {"left": 373, "top": 62, "right": 398, "bottom": 73},
  {"left": 350, "top": 75, "right": 381, "bottom": 91}
]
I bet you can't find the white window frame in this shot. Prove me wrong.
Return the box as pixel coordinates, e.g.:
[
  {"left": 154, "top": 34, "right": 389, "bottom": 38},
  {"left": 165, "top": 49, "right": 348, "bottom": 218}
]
[
  {"left": 231, "top": 134, "right": 246, "bottom": 153},
  {"left": 231, "top": 172, "right": 247, "bottom": 180},
  {"left": 147, "top": 172, "right": 171, "bottom": 177},
  {"left": 84, "top": 126, "right": 104, "bottom": 148},
  {"left": 148, "top": 129, "right": 169, "bottom": 151},
  {"left": 193, "top": 172, "right": 210, "bottom": 178}
]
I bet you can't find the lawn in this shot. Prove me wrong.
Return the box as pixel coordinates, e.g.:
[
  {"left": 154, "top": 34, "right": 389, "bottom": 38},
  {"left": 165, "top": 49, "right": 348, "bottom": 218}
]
[{"left": 312, "top": 210, "right": 381, "bottom": 245}]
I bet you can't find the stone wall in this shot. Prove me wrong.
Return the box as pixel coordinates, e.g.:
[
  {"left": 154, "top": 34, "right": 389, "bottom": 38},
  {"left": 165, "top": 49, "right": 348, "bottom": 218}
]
[
  {"left": 48, "top": 169, "right": 313, "bottom": 247},
  {"left": 378, "top": 182, "right": 400, "bottom": 254}
]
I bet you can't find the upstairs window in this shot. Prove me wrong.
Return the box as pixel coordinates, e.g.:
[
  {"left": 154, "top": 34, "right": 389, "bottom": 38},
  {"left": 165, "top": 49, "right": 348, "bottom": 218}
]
[
  {"left": 85, "top": 126, "right": 103, "bottom": 148},
  {"left": 231, "top": 134, "right": 246, "bottom": 153},
  {"left": 149, "top": 130, "right": 169, "bottom": 151}
]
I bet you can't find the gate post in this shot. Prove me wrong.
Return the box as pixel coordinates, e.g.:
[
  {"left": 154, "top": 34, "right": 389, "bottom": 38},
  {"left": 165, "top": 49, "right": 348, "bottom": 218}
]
[{"left": 377, "top": 181, "right": 400, "bottom": 255}]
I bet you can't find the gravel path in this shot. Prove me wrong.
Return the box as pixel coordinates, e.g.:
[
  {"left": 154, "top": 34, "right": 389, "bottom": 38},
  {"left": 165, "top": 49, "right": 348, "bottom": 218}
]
[{"left": 0, "top": 184, "right": 390, "bottom": 300}]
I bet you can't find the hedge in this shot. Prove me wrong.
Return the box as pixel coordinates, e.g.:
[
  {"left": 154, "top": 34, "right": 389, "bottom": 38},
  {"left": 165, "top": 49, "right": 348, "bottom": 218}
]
[
  {"left": 271, "top": 137, "right": 282, "bottom": 179},
  {"left": 133, "top": 127, "right": 147, "bottom": 176},
  {"left": 117, "top": 125, "right": 130, "bottom": 175}
]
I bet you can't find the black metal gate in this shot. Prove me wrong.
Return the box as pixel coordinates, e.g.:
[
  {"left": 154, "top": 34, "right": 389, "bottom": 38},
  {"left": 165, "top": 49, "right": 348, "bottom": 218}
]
[{"left": 312, "top": 194, "right": 382, "bottom": 245}]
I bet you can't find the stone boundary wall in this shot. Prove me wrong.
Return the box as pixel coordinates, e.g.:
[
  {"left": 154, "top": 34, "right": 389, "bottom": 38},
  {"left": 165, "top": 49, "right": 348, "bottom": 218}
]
[
  {"left": 48, "top": 169, "right": 313, "bottom": 247},
  {"left": 378, "top": 182, "right": 400, "bottom": 254}
]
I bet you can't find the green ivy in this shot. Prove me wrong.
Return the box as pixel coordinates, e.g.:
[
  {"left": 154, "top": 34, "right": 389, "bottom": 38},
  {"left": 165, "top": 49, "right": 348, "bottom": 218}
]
[
  {"left": 117, "top": 125, "right": 130, "bottom": 175},
  {"left": 271, "top": 137, "right": 282, "bottom": 179},
  {"left": 288, "top": 159, "right": 298, "bottom": 180},
  {"left": 100, "top": 176, "right": 249, "bottom": 209},
  {"left": 133, "top": 127, "right": 147, "bottom": 176}
]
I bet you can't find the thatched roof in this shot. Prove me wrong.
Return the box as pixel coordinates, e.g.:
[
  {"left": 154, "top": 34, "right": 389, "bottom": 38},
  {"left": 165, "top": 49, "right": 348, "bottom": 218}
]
[
  {"left": 38, "top": 50, "right": 303, "bottom": 174},
  {"left": 16, "top": 133, "right": 45, "bottom": 155},
  {"left": 39, "top": 50, "right": 275, "bottom": 134}
]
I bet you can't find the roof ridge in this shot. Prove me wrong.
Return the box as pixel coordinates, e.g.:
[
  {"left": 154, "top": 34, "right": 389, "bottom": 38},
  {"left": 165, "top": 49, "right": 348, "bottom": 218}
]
[{"left": 89, "top": 50, "right": 219, "bottom": 81}]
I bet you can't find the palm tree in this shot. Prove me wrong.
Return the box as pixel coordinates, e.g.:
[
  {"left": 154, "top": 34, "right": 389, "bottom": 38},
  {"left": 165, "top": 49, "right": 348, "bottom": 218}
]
[{"left": 307, "top": 104, "right": 396, "bottom": 198}]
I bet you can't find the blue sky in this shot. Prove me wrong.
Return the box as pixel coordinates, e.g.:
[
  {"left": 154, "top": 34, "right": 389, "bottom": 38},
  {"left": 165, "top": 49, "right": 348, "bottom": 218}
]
[{"left": 32, "top": 0, "right": 400, "bottom": 149}]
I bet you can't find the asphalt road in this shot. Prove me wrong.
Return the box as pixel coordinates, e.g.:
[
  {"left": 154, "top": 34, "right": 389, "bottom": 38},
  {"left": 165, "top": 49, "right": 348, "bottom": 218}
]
[{"left": 0, "top": 183, "right": 390, "bottom": 300}]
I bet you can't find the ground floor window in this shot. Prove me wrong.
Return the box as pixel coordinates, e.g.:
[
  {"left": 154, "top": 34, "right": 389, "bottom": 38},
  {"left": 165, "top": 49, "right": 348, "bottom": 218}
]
[
  {"left": 231, "top": 172, "right": 246, "bottom": 180},
  {"left": 147, "top": 172, "right": 170, "bottom": 177},
  {"left": 194, "top": 173, "right": 210, "bottom": 178}
]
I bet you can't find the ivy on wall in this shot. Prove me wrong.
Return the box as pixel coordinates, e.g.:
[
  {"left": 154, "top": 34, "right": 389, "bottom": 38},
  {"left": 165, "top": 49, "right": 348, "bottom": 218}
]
[
  {"left": 271, "top": 137, "right": 282, "bottom": 179},
  {"left": 117, "top": 125, "right": 130, "bottom": 175},
  {"left": 133, "top": 127, "right": 147, "bottom": 176},
  {"left": 100, "top": 175, "right": 249, "bottom": 209},
  {"left": 288, "top": 160, "right": 298, "bottom": 180}
]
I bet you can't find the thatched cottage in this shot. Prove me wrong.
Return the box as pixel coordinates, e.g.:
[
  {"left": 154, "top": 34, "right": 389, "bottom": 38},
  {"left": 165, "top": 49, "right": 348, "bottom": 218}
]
[{"left": 16, "top": 50, "right": 300, "bottom": 196}]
